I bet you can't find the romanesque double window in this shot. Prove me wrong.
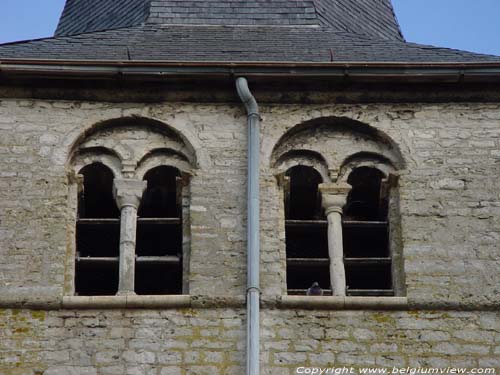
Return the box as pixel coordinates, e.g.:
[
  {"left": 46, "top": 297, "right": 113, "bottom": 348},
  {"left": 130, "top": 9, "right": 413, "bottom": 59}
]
[
  {"left": 68, "top": 118, "right": 195, "bottom": 296},
  {"left": 273, "top": 117, "right": 405, "bottom": 297}
]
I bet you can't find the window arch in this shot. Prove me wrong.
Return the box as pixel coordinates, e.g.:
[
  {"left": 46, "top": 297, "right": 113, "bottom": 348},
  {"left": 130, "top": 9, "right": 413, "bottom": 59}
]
[
  {"left": 272, "top": 116, "right": 405, "bottom": 297},
  {"left": 75, "top": 162, "right": 120, "bottom": 296},
  {"left": 68, "top": 117, "right": 196, "bottom": 297}
]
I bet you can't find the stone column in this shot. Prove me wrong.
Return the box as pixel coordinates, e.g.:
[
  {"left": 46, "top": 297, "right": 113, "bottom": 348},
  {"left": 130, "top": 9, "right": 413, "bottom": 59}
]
[
  {"left": 319, "top": 182, "right": 352, "bottom": 296},
  {"left": 113, "top": 179, "right": 147, "bottom": 296}
]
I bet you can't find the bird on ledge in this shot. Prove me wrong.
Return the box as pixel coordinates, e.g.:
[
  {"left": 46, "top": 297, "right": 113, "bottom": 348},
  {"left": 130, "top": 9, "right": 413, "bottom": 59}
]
[{"left": 307, "top": 282, "right": 323, "bottom": 296}]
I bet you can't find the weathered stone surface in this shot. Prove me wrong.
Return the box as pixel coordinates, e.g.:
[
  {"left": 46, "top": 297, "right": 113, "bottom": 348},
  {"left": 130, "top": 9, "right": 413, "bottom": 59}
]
[{"left": 0, "top": 99, "right": 499, "bottom": 373}]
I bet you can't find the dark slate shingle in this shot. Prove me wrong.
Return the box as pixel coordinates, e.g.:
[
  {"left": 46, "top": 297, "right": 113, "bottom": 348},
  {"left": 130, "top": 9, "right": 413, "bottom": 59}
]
[
  {"left": 54, "top": 0, "right": 403, "bottom": 41},
  {"left": 2, "top": 25, "right": 499, "bottom": 63},
  {"left": 3, "top": 0, "right": 496, "bottom": 64},
  {"left": 55, "top": 0, "right": 148, "bottom": 36},
  {"left": 147, "top": 0, "right": 320, "bottom": 27},
  {"left": 307, "top": 0, "right": 403, "bottom": 41}
]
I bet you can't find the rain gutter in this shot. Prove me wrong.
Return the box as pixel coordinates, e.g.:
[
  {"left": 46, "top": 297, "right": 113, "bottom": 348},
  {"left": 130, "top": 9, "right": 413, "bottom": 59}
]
[{"left": 2, "top": 59, "right": 500, "bottom": 82}]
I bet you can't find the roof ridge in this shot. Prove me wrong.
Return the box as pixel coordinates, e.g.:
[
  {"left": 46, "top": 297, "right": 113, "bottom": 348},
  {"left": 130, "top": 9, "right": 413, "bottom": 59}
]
[{"left": 387, "top": 0, "right": 405, "bottom": 41}]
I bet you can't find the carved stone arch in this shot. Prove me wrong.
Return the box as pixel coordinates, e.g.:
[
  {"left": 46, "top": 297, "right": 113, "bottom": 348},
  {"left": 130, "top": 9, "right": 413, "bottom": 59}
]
[
  {"left": 135, "top": 148, "right": 194, "bottom": 180},
  {"left": 143, "top": 114, "right": 211, "bottom": 170},
  {"left": 338, "top": 152, "right": 397, "bottom": 183},
  {"left": 66, "top": 116, "right": 203, "bottom": 172},
  {"left": 270, "top": 116, "right": 406, "bottom": 175},
  {"left": 273, "top": 150, "right": 330, "bottom": 183},
  {"left": 71, "top": 147, "right": 123, "bottom": 179}
]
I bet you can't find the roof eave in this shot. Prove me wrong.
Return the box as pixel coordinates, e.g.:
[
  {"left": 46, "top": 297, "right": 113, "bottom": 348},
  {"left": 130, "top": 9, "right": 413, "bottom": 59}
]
[{"left": 2, "top": 58, "right": 500, "bottom": 83}]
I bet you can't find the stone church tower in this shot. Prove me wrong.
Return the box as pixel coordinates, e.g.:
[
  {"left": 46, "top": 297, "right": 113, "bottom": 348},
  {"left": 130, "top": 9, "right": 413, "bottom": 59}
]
[{"left": 0, "top": 1, "right": 499, "bottom": 374}]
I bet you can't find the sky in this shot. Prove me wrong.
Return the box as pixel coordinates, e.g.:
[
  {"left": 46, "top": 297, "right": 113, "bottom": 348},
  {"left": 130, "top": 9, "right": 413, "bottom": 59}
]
[{"left": 0, "top": 0, "right": 499, "bottom": 56}]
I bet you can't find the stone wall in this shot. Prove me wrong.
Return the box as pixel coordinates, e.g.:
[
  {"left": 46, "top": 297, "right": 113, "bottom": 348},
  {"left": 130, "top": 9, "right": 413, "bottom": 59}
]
[
  {"left": 0, "top": 308, "right": 498, "bottom": 374},
  {"left": 0, "top": 307, "right": 246, "bottom": 375},
  {"left": 0, "top": 98, "right": 499, "bottom": 373}
]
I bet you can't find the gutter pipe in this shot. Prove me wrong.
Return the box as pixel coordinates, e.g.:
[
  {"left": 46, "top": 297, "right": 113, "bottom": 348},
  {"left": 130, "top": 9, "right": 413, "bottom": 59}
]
[{"left": 236, "top": 77, "right": 260, "bottom": 375}]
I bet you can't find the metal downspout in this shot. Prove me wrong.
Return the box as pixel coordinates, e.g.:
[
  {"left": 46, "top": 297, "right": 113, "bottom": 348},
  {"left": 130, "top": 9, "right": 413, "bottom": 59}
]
[{"left": 236, "top": 77, "right": 260, "bottom": 375}]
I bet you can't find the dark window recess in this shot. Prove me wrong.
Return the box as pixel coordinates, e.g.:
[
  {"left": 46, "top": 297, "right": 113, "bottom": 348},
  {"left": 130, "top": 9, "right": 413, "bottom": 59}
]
[
  {"left": 75, "top": 163, "right": 120, "bottom": 296},
  {"left": 78, "top": 163, "right": 119, "bottom": 219},
  {"left": 286, "top": 166, "right": 323, "bottom": 220},
  {"left": 286, "top": 222, "right": 328, "bottom": 259},
  {"left": 139, "top": 165, "right": 181, "bottom": 218},
  {"left": 136, "top": 166, "right": 183, "bottom": 295},
  {"left": 343, "top": 223, "right": 389, "bottom": 258},
  {"left": 344, "top": 167, "right": 387, "bottom": 221},
  {"left": 75, "top": 262, "right": 119, "bottom": 296},
  {"left": 345, "top": 264, "right": 393, "bottom": 295},
  {"left": 343, "top": 167, "right": 393, "bottom": 296},
  {"left": 284, "top": 166, "right": 330, "bottom": 295}
]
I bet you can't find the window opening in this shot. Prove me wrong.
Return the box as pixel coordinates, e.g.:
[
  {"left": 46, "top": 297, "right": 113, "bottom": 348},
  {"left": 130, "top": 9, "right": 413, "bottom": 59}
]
[
  {"left": 285, "top": 166, "right": 330, "bottom": 295},
  {"left": 343, "top": 167, "right": 393, "bottom": 296},
  {"left": 136, "top": 166, "right": 183, "bottom": 295},
  {"left": 75, "top": 163, "right": 120, "bottom": 296}
]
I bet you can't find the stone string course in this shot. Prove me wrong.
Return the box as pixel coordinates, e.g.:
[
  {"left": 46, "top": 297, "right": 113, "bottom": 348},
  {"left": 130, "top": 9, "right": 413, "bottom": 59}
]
[{"left": 0, "top": 99, "right": 499, "bottom": 373}]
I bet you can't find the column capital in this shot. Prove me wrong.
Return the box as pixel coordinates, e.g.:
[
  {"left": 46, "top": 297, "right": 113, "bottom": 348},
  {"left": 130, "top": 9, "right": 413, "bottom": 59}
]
[
  {"left": 113, "top": 178, "right": 147, "bottom": 210},
  {"left": 319, "top": 182, "right": 352, "bottom": 215}
]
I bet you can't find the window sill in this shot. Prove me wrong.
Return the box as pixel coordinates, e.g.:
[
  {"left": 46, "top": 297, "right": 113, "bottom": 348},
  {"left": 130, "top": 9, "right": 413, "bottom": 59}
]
[
  {"left": 279, "top": 295, "right": 408, "bottom": 310},
  {"left": 62, "top": 295, "right": 191, "bottom": 309}
]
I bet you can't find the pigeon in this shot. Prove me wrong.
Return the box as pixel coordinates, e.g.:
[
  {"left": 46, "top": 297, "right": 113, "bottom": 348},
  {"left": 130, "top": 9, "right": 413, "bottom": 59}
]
[{"left": 306, "top": 282, "right": 323, "bottom": 296}]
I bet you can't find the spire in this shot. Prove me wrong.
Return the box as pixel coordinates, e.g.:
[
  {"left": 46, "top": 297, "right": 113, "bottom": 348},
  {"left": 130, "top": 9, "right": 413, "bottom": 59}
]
[{"left": 56, "top": 0, "right": 403, "bottom": 41}]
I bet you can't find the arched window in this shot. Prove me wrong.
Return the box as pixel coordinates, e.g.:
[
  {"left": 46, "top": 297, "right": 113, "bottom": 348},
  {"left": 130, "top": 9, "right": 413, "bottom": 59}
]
[
  {"left": 75, "top": 162, "right": 120, "bottom": 296},
  {"left": 68, "top": 117, "right": 197, "bottom": 297},
  {"left": 136, "top": 166, "right": 183, "bottom": 295},
  {"left": 343, "top": 167, "right": 393, "bottom": 296},
  {"left": 284, "top": 166, "right": 330, "bottom": 295}
]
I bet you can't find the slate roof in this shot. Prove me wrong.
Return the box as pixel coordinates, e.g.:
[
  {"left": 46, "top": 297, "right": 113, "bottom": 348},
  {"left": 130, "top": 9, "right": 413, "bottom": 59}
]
[
  {"left": 54, "top": 0, "right": 403, "bottom": 41},
  {"left": 147, "top": 0, "right": 320, "bottom": 27},
  {"left": 145, "top": 0, "right": 402, "bottom": 41},
  {"left": 313, "top": 0, "right": 402, "bottom": 41},
  {"left": 55, "top": 0, "right": 147, "bottom": 37},
  {"left": 0, "top": 0, "right": 498, "bottom": 63},
  {"left": 1, "top": 25, "right": 499, "bottom": 63}
]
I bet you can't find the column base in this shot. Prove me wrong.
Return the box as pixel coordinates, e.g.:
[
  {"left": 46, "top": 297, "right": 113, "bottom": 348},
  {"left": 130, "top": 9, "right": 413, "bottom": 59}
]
[{"left": 116, "top": 290, "right": 136, "bottom": 296}]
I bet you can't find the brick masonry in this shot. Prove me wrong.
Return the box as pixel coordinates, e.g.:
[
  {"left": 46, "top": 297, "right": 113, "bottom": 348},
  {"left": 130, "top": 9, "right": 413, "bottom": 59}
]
[{"left": 0, "top": 99, "right": 499, "bottom": 373}]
